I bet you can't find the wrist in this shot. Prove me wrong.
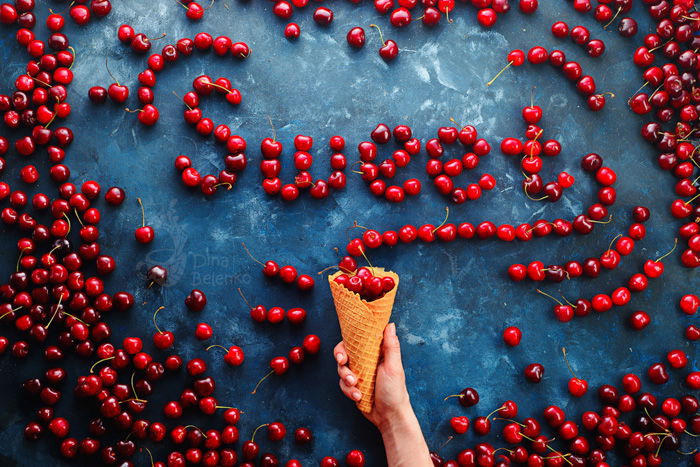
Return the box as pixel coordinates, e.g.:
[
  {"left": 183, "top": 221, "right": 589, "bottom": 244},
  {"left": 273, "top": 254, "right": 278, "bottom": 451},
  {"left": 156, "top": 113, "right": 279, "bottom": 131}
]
[{"left": 376, "top": 399, "right": 418, "bottom": 436}]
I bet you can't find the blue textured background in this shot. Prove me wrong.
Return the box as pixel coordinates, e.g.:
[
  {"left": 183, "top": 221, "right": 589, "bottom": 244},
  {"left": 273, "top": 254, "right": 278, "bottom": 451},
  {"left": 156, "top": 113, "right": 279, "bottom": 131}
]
[{"left": 0, "top": 1, "right": 697, "bottom": 465}]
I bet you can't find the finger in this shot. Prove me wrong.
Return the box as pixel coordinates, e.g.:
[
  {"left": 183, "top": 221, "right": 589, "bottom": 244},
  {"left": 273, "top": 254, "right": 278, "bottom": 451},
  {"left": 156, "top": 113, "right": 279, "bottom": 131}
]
[
  {"left": 381, "top": 323, "right": 403, "bottom": 372},
  {"left": 337, "top": 364, "right": 358, "bottom": 387},
  {"left": 333, "top": 341, "right": 348, "bottom": 365},
  {"left": 339, "top": 378, "right": 362, "bottom": 402}
]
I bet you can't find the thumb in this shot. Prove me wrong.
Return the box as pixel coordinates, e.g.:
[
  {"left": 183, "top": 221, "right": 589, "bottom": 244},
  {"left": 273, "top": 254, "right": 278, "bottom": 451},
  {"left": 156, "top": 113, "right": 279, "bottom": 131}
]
[{"left": 381, "top": 323, "right": 403, "bottom": 372}]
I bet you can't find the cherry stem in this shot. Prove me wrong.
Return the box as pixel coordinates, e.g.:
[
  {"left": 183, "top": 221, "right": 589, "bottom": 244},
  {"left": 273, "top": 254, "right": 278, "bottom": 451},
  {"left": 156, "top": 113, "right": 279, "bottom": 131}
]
[
  {"left": 684, "top": 430, "right": 700, "bottom": 438},
  {"left": 204, "top": 0, "right": 215, "bottom": 10},
  {"left": 561, "top": 347, "right": 580, "bottom": 380},
  {"left": 208, "top": 82, "right": 233, "bottom": 94},
  {"left": 678, "top": 448, "right": 698, "bottom": 455},
  {"left": 142, "top": 447, "right": 154, "bottom": 467},
  {"left": 360, "top": 249, "right": 374, "bottom": 269},
  {"left": 137, "top": 198, "right": 146, "bottom": 227},
  {"left": 32, "top": 77, "right": 51, "bottom": 87},
  {"left": 251, "top": 370, "right": 274, "bottom": 394},
  {"left": 45, "top": 295, "right": 64, "bottom": 329},
  {"left": 68, "top": 46, "right": 76, "bottom": 70},
  {"left": 174, "top": 0, "right": 189, "bottom": 10},
  {"left": 124, "top": 108, "right": 144, "bottom": 114},
  {"left": 212, "top": 182, "right": 232, "bottom": 191},
  {"left": 152, "top": 306, "right": 165, "bottom": 334},
  {"left": 629, "top": 81, "right": 648, "bottom": 101},
  {"left": 317, "top": 265, "right": 339, "bottom": 275},
  {"left": 523, "top": 182, "right": 547, "bottom": 202},
  {"left": 603, "top": 6, "right": 622, "bottom": 29},
  {"left": 590, "top": 215, "right": 613, "bottom": 224},
  {"left": 147, "top": 33, "right": 167, "bottom": 42},
  {"left": 536, "top": 289, "right": 563, "bottom": 306},
  {"left": 74, "top": 208, "right": 85, "bottom": 228},
  {"left": 649, "top": 84, "right": 664, "bottom": 100},
  {"left": 369, "top": 24, "right": 385, "bottom": 45},
  {"left": 486, "top": 61, "right": 513, "bottom": 87},
  {"left": 443, "top": 394, "right": 461, "bottom": 401},
  {"left": 16, "top": 247, "right": 29, "bottom": 273},
  {"left": 61, "top": 212, "right": 72, "bottom": 235},
  {"left": 237, "top": 287, "right": 253, "bottom": 309},
  {"left": 449, "top": 117, "right": 465, "bottom": 129},
  {"left": 436, "top": 435, "right": 453, "bottom": 452},
  {"left": 685, "top": 192, "right": 700, "bottom": 205},
  {"left": 251, "top": 423, "right": 269, "bottom": 442},
  {"left": 0, "top": 306, "right": 22, "bottom": 321},
  {"left": 130, "top": 372, "right": 147, "bottom": 402},
  {"left": 485, "top": 405, "right": 506, "bottom": 421},
  {"left": 242, "top": 242, "right": 264, "bottom": 267},
  {"left": 267, "top": 116, "right": 276, "bottom": 141},
  {"left": 493, "top": 417, "right": 526, "bottom": 428},
  {"left": 679, "top": 129, "right": 697, "bottom": 141},
  {"left": 89, "top": 356, "right": 115, "bottom": 374},
  {"left": 44, "top": 111, "right": 57, "bottom": 129},
  {"left": 432, "top": 207, "right": 450, "bottom": 234},
  {"left": 206, "top": 344, "right": 228, "bottom": 352},
  {"left": 562, "top": 295, "right": 576, "bottom": 307},
  {"left": 105, "top": 57, "right": 119, "bottom": 86},
  {"left": 654, "top": 238, "right": 678, "bottom": 263},
  {"left": 606, "top": 233, "right": 622, "bottom": 254}
]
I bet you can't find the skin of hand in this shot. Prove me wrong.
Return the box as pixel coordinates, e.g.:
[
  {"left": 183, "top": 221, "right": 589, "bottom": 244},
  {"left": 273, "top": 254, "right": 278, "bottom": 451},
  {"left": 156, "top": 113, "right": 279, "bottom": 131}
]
[
  {"left": 334, "top": 322, "right": 410, "bottom": 429},
  {"left": 334, "top": 323, "right": 432, "bottom": 466}
]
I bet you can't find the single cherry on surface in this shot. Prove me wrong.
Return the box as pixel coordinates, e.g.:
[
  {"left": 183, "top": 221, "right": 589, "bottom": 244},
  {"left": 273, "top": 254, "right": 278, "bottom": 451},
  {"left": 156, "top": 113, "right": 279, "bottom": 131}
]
[{"left": 134, "top": 198, "right": 154, "bottom": 244}]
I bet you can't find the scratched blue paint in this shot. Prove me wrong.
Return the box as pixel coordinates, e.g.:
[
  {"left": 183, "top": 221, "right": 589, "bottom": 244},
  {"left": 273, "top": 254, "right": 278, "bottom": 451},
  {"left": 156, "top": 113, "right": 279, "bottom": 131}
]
[{"left": 0, "top": 1, "right": 696, "bottom": 466}]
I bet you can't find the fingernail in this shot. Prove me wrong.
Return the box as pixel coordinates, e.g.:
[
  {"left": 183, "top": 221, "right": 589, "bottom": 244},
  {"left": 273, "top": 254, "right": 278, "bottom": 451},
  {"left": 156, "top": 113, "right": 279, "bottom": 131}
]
[
  {"left": 352, "top": 390, "right": 362, "bottom": 401},
  {"left": 335, "top": 353, "right": 343, "bottom": 363},
  {"left": 346, "top": 374, "right": 356, "bottom": 385},
  {"left": 388, "top": 322, "right": 396, "bottom": 336}
]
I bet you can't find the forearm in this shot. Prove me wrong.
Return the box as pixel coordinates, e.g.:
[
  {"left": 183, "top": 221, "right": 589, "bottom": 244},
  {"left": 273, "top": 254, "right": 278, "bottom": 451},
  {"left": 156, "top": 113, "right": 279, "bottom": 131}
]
[{"left": 379, "top": 403, "right": 432, "bottom": 467}]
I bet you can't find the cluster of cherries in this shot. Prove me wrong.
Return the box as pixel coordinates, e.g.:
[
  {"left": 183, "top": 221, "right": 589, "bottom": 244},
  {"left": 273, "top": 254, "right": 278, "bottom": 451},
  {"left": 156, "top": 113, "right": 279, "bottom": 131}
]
[
  {"left": 259, "top": 132, "right": 348, "bottom": 201},
  {"left": 0, "top": 0, "right": 112, "bottom": 29},
  {"left": 174, "top": 75, "right": 246, "bottom": 195},
  {"left": 357, "top": 123, "right": 422, "bottom": 202},
  {"left": 535, "top": 236, "right": 680, "bottom": 323},
  {"left": 238, "top": 288, "right": 308, "bottom": 325},
  {"left": 332, "top": 258, "right": 397, "bottom": 302},
  {"left": 501, "top": 103, "right": 573, "bottom": 202},
  {"left": 436, "top": 379, "right": 699, "bottom": 466},
  {"left": 0, "top": 6, "right": 349, "bottom": 465},
  {"left": 487, "top": 47, "right": 610, "bottom": 111},
  {"left": 508, "top": 207, "right": 648, "bottom": 283},
  {"left": 629, "top": 0, "right": 700, "bottom": 268},
  {"left": 90, "top": 27, "right": 250, "bottom": 131},
  {"left": 551, "top": 21, "right": 606, "bottom": 58},
  {"left": 243, "top": 243, "right": 316, "bottom": 291},
  {"left": 266, "top": 0, "right": 539, "bottom": 58},
  {"left": 563, "top": 0, "right": 639, "bottom": 37},
  {"left": 344, "top": 109, "right": 618, "bottom": 258},
  {"left": 251, "top": 333, "right": 322, "bottom": 395},
  {"left": 425, "top": 122, "right": 496, "bottom": 204}
]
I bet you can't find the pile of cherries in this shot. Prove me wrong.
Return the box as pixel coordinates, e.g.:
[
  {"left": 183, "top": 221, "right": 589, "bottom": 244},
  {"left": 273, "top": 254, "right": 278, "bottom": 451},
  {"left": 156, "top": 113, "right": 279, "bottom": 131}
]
[
  {"left": 628, "top": 0, "right": 700, "bottom": 268},
  {"left": 333, "top": 263, "right": 397, "bottom": 302},
  {"left": 508, "top": 207, "right": 648, "bottom": 283},
  {"left": 435, "top": 381, "right": 699, "bottom": 466}
]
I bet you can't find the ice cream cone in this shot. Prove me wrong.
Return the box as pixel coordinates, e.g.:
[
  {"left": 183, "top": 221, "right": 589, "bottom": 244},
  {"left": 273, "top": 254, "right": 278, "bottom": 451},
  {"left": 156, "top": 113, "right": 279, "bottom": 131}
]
[{"left": 328, "top": 267, "right": 399, "bottom": 413}]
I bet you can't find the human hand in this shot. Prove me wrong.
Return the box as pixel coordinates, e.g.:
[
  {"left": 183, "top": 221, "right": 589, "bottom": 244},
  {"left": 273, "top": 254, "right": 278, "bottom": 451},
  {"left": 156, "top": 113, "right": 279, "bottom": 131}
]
[{"left": 334, "top": 322, "right": 412, "bottom": 431}]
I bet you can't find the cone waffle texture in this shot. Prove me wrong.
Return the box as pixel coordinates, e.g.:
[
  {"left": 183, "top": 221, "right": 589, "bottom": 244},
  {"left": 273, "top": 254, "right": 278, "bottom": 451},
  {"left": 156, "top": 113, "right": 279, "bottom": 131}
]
[{"left": 328, "top": 267, "right": 399, "bottom": 413}]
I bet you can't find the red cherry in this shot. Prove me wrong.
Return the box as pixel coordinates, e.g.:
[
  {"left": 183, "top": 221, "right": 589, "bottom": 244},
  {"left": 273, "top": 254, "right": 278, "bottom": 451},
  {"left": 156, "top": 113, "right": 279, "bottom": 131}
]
[{"left": 502, "top": 326, "right": 522, "bottom": 346}]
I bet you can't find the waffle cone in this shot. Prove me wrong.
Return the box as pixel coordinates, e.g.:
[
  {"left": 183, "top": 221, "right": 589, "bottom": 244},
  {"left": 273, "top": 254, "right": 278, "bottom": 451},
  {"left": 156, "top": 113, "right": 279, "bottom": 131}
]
[{"left": 328, "top": 267, "right": 399, "bottom": 413}]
